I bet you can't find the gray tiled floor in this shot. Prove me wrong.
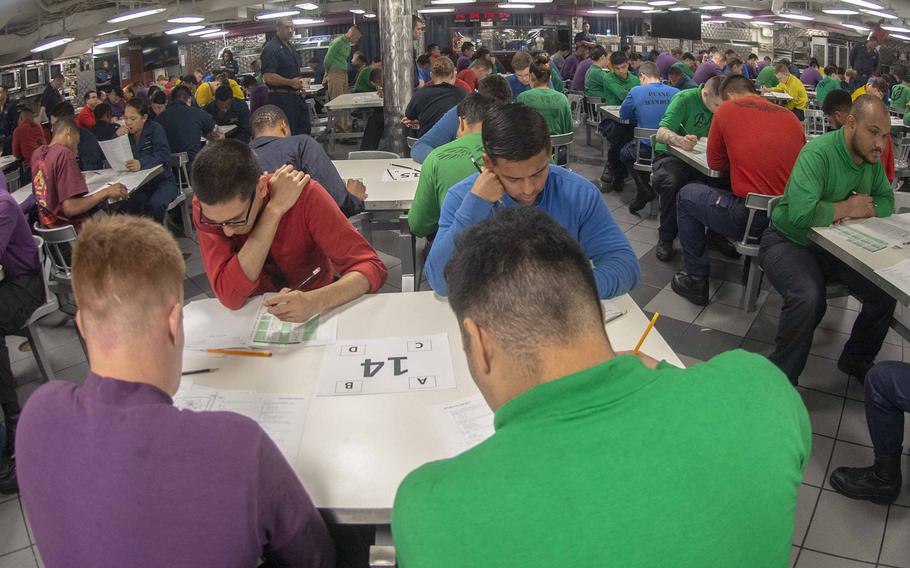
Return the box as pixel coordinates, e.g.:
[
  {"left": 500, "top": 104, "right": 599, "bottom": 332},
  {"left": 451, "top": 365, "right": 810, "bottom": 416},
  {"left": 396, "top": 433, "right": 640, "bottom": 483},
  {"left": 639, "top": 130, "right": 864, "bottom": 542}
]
[{"left": 2, "top": 133, "right": 910, "bottom": 567}]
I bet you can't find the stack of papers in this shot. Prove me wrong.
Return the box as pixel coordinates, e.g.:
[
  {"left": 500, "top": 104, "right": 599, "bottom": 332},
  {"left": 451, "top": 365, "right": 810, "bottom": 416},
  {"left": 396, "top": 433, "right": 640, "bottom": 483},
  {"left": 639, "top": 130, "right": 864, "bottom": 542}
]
[
  {"left": 173, "top": 381, "right": 310, "bottom": 462},
  {"left": 691, "top": 139, "right": 707, "bottom": 154},
  {"left": 430, "top": 394, "right": 495, "bottom": 457},
  {"left": 831, "top": 214, "right": 910, "bottom": 252},
  {"left": 875, "top": 258, "right": 910, "bottom": 295}
]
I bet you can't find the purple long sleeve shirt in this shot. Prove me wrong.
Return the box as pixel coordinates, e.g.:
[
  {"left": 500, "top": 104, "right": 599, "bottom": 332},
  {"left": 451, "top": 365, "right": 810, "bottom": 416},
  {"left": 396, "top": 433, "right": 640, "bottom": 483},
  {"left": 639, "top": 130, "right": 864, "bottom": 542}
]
[
  {"left": 251, "top": 82, "right": 270, "bottom": 113},
  {"left": 800, "top": 67, "right": 822, "bottom": 87},
  {"left": 17, "top": 373, "right": 335, "bottom": 568},
  {"left": 655, "top": 52, "right": 677, "bottom": 80},
  {"left": 561, "top": 54, "right": 581, "bottom": 82},
  {"left": 693, "top": 60, "right": 723, "bottom": 85},
  {"left": 0, "top": 189, "right": 39, "bottom": 279},
  {"left": 572, "top": 58, "right": 595, "bottom": 92}
]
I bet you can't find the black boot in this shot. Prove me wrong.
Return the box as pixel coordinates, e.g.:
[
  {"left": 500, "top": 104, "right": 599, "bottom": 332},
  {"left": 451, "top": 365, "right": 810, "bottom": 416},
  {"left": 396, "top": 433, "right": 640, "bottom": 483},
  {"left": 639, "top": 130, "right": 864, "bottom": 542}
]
[
  {"left": 609, "top": 175, "right": 626, "bottom": 193},
  {"left": 709, "top": 237, "right": 740, "bottom": 260},
  {"left": 599, "top": 162, "right": 612, "bottom": 186},
  {"left": 4, "top": 412, "right": 18, "bottom": 460},
  {"left": 837, "top": 355, "right": 875, "bottom": 384},
  {"left": 671, "top": 272, "right": 710, "bottom": 306},
  {"left": 656, "top": 240, "right": 675, "bottom": 262},
  {"left": 629, "top": 172, "right": 655, "bottom": 214},
  {"left": 829, "top": 455, "right": 902, "bottom": 505},
  {"left": 0, "top": 457, "right": 16, "bottom": 495}
]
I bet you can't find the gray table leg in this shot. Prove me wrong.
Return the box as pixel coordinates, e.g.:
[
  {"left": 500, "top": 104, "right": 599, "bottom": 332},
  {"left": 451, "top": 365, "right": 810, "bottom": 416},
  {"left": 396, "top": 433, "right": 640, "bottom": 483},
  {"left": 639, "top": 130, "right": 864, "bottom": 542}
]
[{"left": 398, "top": 215, "right": 415, "bottom": 292}]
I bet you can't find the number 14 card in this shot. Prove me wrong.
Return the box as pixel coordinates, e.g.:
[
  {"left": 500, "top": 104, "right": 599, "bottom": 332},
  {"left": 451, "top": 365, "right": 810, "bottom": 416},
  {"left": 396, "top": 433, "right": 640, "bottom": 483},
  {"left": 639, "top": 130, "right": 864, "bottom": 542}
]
[{"left": 316, "top": 333, "right": 456, "bottom": 396}]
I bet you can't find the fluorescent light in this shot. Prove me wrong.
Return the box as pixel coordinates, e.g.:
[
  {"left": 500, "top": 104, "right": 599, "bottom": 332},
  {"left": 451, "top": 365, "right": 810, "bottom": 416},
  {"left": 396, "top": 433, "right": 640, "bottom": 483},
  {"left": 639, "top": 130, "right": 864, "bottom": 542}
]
[
  {"left": 861, "top": 8, "right": 897, "bottom": 18},
  {"left": 704, "top": 19, "right": 729, "bottom": 23},
  {"left": 722, "top": 11, "right": 752, "bottom": 19},
  {"left": 841, "top": 23, "right": 870, "bottom": 31},
  {"left": 648, "top": 0, "right": 676, "bottom": 5},
  {"left": 349, "top": 9, "right": 365, "bottom": 14},
  {"left": 498, "top": 3, "right": 533, "bottom": 7},
  {"left": 753, "top": 21, "right": 774, "bottom": 26},
  {"left": 296, "top": 2, "right": 319, "bottom": 8},
  {"left": 882, "top": 24, "right": 910, "bottom": 32},
  {"left": 779, "top": 11, "right": 814, "bottom": 20},
  {"left": 701, "top": 14, "right": 711, "bottom": 19},
  {"left": 700, "top": 4, "right": 725, "bottom": 10},
  {"left": 94, "top": 38, "right": 129, "bottom": 48},
  {"left": 518, "top": 0, "right": 553, "bottom": 3},
  {"left": 822, "top": 7, "right": 859, "bottom": 15},
  {"left": 773, "top": 20, "right": 789, "bottom": 24},
  {"left": 843, "top": 0, "right": 884, "bottom": 8},
  {"left": 256, "top": 10, "right": 300, "bottom": 20},
  {"left": 364, "top": 12, "right": 376, "bottom": 17},
  {"left": 31, "top": 36, "right": 75, "bottom": 52},
  {"left": 892, "top": 33, "right": 910, "bottom": 40},
  {"left": 167, "top": 15, "right": 205, "bottom": 23},
  {"left": 643, "top": 9, "right": 662, "bottom": 12},
  {"left": 431, "top": 0, "right": 475, "bottom": 3},
  {"left": 668, "top": 6, "right": 688, "bottom": 10},
  {"left": 617, "top": 3, "right": 652, "bottom": 10},
  {"left": 108, "top": 7, "right": 166, "bottom": 23},
  {"left": 165, "top": 25, "right": 205, "bottom": 34},
  {"left": 97, "top": 28, "right": 125, "bottom": 36},
  {"left": 417, "top": 6, "right": 454, "bottom": 11},
  {"left": 199, "top": 30, "right": 228, "bottom": 38},
  {"left": 588, "top": 8, "right": 618, "bottom": 14},
  {"left": 292, "top": 17, "right": 325, "bottom": 24},
  {"left": 188, "top": 27, "right": 221, "bottom": 36}
]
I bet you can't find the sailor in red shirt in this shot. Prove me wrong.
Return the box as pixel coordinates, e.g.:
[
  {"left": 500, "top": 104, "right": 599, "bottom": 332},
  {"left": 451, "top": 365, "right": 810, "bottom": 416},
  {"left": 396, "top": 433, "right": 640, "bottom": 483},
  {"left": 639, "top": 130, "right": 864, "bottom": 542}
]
[
  {"left": 672, "top": 75, "right": 806, "bottom": 306},
  {"left": 191, "top": 139, "right": 388, "bottom": 320},
  {"left": 12, "top": 106, "right": 47, "bottom": 171},
  {"left": 75, "top": 90, "right": 100, "bottom": 129}
]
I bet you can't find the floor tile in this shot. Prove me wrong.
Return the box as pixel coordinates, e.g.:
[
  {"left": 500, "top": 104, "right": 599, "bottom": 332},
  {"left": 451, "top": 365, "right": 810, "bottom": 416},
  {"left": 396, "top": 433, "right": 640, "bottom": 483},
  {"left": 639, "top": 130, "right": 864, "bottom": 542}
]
[
  {"left": 637, "top": 261, "right": 677, "bottom": 289},
  {"left": 33, "top": 317, "right": 79, "bottom": 348},
  {"left": 740, "top": 338, "right": 774, "bottom": 358},
  {"left": 845, "top": 376, "right": 865, "bottom": 402},
  {"left": 808, "top": 327, "right": 850, "bottom": 361},
  {"left": 625, "top": 224, "right": 660, "bottom": 244},
  {"left": 803, "top": 489, "right": 887, "bottom": 563},
  {"left": 876, "top": 341, "right": 904, "bottom": 365},
  {"left": 643, "top": 289, "right": 705, "bottom": 324},
  {"left": 880, "top": 504, "right": 910, "bottom": 567},
  {"left": 639, "top": 245, "right": 685, "bottom": 271},
  {"left": 31, "top": 547, "right": 42, "bottom": 568},
  {"left": 819, "top": 306, "right": 865, "bottom": 335},
  {"left": 711, "top": 279, "right": 769, "bottom": 309},
  {"left": 627, "top": 239, "right": 654, "bottom": 259},
  {"left": 803, "top": 435, "right": 835, "bottom": 488},
  {"left": 693, "top": 301, "right": 759, "bottom": 337},
  {"left": 646, "top": 314, "right": 691, "bottom": 350},
  {"left": 0, "top": 548, "right": 37, "bottom": 568},
  {"left": 5, "top": 338, "right": 31, "bottom": 366},
  {"left": 894, "top": 453, "right": 910, "bottom": 506},
  {"left": 794, "top": 549, "right": 874, "bottom": 567},
  {"left": 628, "top": 283, "right": 662, "bottom": 308},
  {"left": 615, "top": 221, "right": 635, "bottom": 233},
  {"left": 794, "top": 483, "right": 820, "bottom": 545},
  {"left": 0, "top": 500, "right": 29, "bottom": 556},
  {"left": 790, "top": 546, "right": 800, "bottom": 567},
  {"left": 837, "top": 400, "right": 873, "bottom": 448},
  {"left": 798, "top": 355, "right": 849, "bottom": 397},
  {"left": 670, "top": 326, "right": 743, "bottom": 361},
  {"left": 797, "top": 388, "right": 844, "bottom": 439},
  {"left": 676, "top": 354, "right": 703, "bottom": 368}
]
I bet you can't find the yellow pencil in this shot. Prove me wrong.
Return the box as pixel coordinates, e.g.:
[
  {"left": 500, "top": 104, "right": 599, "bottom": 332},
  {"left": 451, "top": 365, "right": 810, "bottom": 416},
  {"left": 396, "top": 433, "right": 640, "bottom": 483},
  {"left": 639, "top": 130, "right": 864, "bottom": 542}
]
[
  {"left": 633, "top": 312, "right": 660, "bottom": 355},
  {"left": 205, "top": 349, "right": 272, "bottom": 358}
]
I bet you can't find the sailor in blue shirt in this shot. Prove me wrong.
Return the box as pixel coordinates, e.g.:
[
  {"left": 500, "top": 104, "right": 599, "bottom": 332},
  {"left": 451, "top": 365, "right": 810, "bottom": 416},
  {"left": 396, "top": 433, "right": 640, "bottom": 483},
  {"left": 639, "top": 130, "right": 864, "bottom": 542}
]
[
  {"left": 618, "top": 62, "right": 678, "bottom": 214},
  {"left": 204, "top": 84, "right": 251, "bottom": 143},
  {"left": 426, "top": 103, "right": 639, "bottom": 298},
  {"left": 119, "top": 98, "right": 178, "bottom": 223},
  {"left": 248, "top": 105, "right": 365, "bottom": 218},
  {"left": 260, "top": 17, "right": 311, "bottom": 135},
  {"left": 156, "top": 85, "right": 217, "bottom": 165}
]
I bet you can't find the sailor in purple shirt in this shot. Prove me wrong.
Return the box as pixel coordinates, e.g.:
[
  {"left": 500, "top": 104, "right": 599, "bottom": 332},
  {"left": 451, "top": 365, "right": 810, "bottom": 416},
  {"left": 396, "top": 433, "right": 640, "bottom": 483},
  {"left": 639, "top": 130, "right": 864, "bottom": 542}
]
[
  {"left": 800, "top": 61, "right": 823, "bottom": 87},
  {"left": 694, "top": 57, "right": 724, "bottom": 84},
  {"left": 561, "top": 45, "right": 588, "bottom": 82},
  {"left": 457, "top": 42, "right": 474, "bottom": 72},
  {"left": 0, "top": 185, "right": 44, "bottom": 495},
  {"left": 572, "top": 57, "right": 595, "bottom": 92},
  {"left": 16, "top": 216, "right": 334, "bottom": 568},
  {"left": 241, "top": 75, "right": 270, "bottom": 113},
  {"left": 655, "top": 49, "right": 681, "bottom": 80}
]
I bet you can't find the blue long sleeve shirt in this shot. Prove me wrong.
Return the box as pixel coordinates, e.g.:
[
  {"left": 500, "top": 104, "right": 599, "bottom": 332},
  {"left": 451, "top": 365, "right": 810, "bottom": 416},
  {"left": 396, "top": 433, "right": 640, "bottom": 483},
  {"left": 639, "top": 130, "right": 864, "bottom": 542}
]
[
  {"left": 619, "top": 83, "right": 678, "bottom": 145},
  {"left": 425, "top": 165, "right": 640, "bottom": 298},
  {"left": 411, "top": 106, "right": 459, "bottom": 164}
]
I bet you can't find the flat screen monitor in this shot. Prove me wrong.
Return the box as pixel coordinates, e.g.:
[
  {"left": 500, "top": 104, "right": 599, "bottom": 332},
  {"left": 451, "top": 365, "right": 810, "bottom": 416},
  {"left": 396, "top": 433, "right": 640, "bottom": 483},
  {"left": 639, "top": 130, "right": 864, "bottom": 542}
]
[
  {"left": 651, "top": 12, "right": 702, "bottom": 41},
  {"left": 25, "top": 67, "right": 40, "bottom": 86},
  {"left": 0, "top": 71, "right": 16, "bottom": 89}
]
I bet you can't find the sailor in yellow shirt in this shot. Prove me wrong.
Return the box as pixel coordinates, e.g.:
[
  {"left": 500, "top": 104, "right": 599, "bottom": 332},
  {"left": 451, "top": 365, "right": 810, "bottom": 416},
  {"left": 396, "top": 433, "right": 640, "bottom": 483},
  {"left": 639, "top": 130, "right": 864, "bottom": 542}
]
[
  {"left": 852, "top": 77, "right": 889, "bottom": 102},
  {"left": 195, "top": 73, "right": 245, "bottom": 108},
  {"left": 760, "top": 62, "right": 808, "bottom": 121}
]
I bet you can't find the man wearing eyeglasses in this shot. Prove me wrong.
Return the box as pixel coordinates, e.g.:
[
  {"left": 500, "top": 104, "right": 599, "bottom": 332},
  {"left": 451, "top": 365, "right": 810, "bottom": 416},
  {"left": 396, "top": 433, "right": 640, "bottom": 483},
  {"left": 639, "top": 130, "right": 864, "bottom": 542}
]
[{"left": 191, "top": 139, "right": 388, "bottom": 322}]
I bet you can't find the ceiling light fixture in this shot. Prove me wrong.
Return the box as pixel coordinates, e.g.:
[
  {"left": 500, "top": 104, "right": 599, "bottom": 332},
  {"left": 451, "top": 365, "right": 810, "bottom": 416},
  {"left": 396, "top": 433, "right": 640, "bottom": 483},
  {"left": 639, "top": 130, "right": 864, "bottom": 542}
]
[
  {"left": 94, "top": 38, "right": 129, "bottom": 48},
  {"left": 364, "top": 12, "right": 376, "bottom": 17},
  {"left": 668, "top": 6, "right": 688, "bottom": 10},
  {"left": 722, "top": 11, "right": 752, "bottom": 19},
  {"left": 822, "top": 7, "right": 859, "bottom": 15},
  {"left": 167, "top": 15, "right": 205, "bottom": 23},
  {"left": 588, "top": 8, "right": 618, "bottom": 14},
  {"left": 841, "top": 23, "right": 870, "bottom": 31},
  {"left": 292, "top": 17, "right": 325, "bottom": 24},
  {"left": 431, "top": 0, "right": 475, "bottom": 4},
  {"left": 188, "top": 27, "right": 221, "bottom": 36},
  {"left": 256, "top": 10, "right": 301, "bottom": 20},
  {"left": 891, "top": 33, "right": 910, "bottom": 40},
  {"left": 97, "top": 28, "right": 126, "bottom": 36},
  {"left": 647, "top": 0, "right": 676, "bottom": 5},
  {"left": 882, "top": 24, "right": 910, "bottom": 32},
  {"left": 165, "top": 25, "right": 205, "bottom": 34},
  {"left": 31, "top": 36, "right": 75, "bottom": 52},
  {"left": 107, "top": 7, "right": 167, "bottom": 23},
  {"left": 497, "top": 3, "right": 534, "bottom": 8},
  {"left": 617, "top": 3, "right": 652, "bottom": 10},
  {"left": 842, "top": 0, "right": 884, "bottom": 8},
  {"left": 700, "top": 4, "right": 725, "bottom": 10},
  {"left": 199, "top": 31, "right": 228, "bottom": 38},
  {"left": 861, "top": 8, "right": 897, "bottom": 18},
  {"left": 417, "top": 6, "right": 455, "bottom": 12},
  {"left": 779, "top": 11, "right": 814, "bottom": 20},
  {"left": 296, "top": 2, "right": 319, "bottom": 8},
  {"left": 349, "top": 9, "right": 365, "bottom": 14}
]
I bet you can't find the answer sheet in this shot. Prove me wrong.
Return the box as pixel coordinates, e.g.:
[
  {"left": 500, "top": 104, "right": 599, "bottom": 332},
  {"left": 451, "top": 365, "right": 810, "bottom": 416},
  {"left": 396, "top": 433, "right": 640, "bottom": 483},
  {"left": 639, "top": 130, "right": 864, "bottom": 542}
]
[
  {"left": 250, "top": 294, "right": 338, "bottom": 346},
  {"left": 97, "top": 134, "right": 133, "bottom": 171},
  {"left": 430, "top": 394, "right": 495, "bottom": 456},
  {"left": 875, "top": 258, "right": 910, "bottom": 297}
]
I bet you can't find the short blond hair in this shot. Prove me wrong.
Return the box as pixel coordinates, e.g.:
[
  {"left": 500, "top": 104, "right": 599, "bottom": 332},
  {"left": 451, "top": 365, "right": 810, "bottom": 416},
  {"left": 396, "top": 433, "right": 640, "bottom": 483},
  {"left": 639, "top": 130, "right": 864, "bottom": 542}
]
[
  {"left": 73, "top": 216, "right": 184, "bottom": 337},
  {"left": 430, "top": 56, "right": 455, "bottom": 79}
]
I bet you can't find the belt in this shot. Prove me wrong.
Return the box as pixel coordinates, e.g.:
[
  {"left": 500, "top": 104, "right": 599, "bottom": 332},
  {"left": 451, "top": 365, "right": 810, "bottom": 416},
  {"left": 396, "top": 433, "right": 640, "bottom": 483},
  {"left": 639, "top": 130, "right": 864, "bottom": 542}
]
[{"left": 268, "top": 86, "right": 303, "bottom": 94}]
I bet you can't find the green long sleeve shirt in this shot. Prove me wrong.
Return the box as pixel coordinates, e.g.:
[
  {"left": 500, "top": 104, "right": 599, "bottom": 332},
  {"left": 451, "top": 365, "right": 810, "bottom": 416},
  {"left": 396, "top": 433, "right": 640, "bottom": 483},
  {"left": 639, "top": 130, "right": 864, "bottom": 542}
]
[
  {"left": 602, "top": 70, "right": 640, "bottom": 106},
  {"left": 323, "top": 35, "right": 351, "bottom": 72},
  {"left": 756, "top": 65, "right": 779, "bottom": 88},
  {"left": 516, "top": 88, "right": 573, "bottom": 135},
  {"left": 890, "top": 83, "right": 910, "bottom": 113},
  {"left": 393, "top": 350, "right": 810, "bottom": 568},
  {"left": 772, "top": 128, "right": 894, "bottom": 246},
  {"left": 407, "top": 132, "right": 484, "bottom": 237},
  {"left": 672, "top": 60, "right": 693, "bottom": 78},
  {"left": 550, "top": 64, "right": 565, "bottom": 94},
  {"left": 815, "top": 75, "right": 840, "bottom": 105},
  {"left": 655, "top": 85, "right": 713, "bottom": 152},
  {"left": 352, "top": 66, "right": 375, "bottom": 92}
]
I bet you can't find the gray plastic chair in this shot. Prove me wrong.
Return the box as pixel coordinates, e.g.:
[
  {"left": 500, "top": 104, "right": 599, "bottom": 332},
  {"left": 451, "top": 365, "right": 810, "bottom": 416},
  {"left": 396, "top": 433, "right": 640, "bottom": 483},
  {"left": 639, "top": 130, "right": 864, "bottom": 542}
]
[{"left": 348, "top": 151, "right": 401, "bottom": 160}]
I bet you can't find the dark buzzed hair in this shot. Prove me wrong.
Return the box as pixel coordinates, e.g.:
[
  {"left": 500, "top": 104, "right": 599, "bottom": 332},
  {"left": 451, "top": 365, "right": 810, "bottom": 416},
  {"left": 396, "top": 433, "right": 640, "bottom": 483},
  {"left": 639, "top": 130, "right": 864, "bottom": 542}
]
[
  {"left": 824, "top": 65, "right": 837, "bottom": 76},
  {"left": 461, "top": 41, "right": 474, "bottom": 53},
  {"left": 638, "top": 61, "right": 659, "bottom": 79},
  {"left": 457, "top": 93, "right": 496, "bottom": 125},
  {"left": 50, "top": 101, "right": 76, "bottom": 119},
  {"left": 681, "top": 52, "right": 695, "bottom": 62},
  {"left": 83, "top": 90, "right": 97, "bottom": 103},
  {"left": 720, "top": 74, "right": 755, "bottom": 99},
  {"left": 192, "top": 139, "right": 262, "bottom": 204},
  {"left": 444, "top": 207, "right": 603, "bottom": 366},
  {"left": 94, "top": 102, "right": 111, "bottom": 122},
  {"left": 250, "top": 104, "right": 288, "bottom": 136},
  {"left": 482, "top": 103, "right": 550, "bottom": 162},
  {"left": 181, "top": 74, "right": 198, "bottom": 86},
  {"left": 214, "top": 84, "right": 233, "bottom": 102},
  {"left": 589, "top": 46, "right": 606, "bottom": 62},
  {"left": 822, "top": 89, "right": 852, "bottom": 116},
  {"left": 151, "top": 90, "right": 167, "bottom": 105},
  {"left": 170, "top": 84, "right": 193, "bottom": 103},
  {"left": 51, "top": 116, "right": 79, "bottom": 137},
  {"left": 477, "top": 74, "right": 512, "bottom": 103},
  {"left": 473, "top": 57, "right": 493, "bottom": 72}
]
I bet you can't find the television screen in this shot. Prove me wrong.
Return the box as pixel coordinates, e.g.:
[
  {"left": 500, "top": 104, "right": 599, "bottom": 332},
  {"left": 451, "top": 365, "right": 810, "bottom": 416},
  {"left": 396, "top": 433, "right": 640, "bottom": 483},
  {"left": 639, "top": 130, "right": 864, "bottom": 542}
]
[
  {"left": 26, "top": 68, "right": 39, "bottom": 85},
  {"left": 50, "top": 64, "right": 62, "bottom": 77},
  {"left": 0, "top": 72, "right": 15, "bottom": 88},
  {"left": 142, "top": 37, "right": 179, "bottom": 70},
  {"left": 651, "top": 12, "right": 701, "bottom": 41}
]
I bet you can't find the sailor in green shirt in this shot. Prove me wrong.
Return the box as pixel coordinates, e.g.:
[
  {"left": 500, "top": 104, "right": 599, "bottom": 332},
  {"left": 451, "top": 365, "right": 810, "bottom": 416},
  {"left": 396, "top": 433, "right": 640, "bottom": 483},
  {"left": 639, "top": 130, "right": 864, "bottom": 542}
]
[
  {"left": 759, "top": 95, "right": 896, "bottom": 385},
  {"left": 650, "top": 76, "right": 724, "bottom": 262},
  {"left": 815, "top": 65, "right": 841, "bottom": 105},
  {"left": 324, "top": 26, "right": 361, "bottom": 133},
  {"left": 889, "top": 72, "right": 910, "bottom": 115},
  {"left": 600, "top": 53, "right": 641, "bottom": 106},
  {"left": 583, "top": 46, "right": 611, "bottom": 101},
  {"left": 549, "top": 58, "right": 564, "bottom": 94},
  {"left": 516, "top": 60, "right": 572, "bottom": 136},
  {"left": 393, "top": 206, "right": 810, "bottom": 568},
  {"left": 672, "top": 57, "right": 694, "bottom": 78},
  {"left": 407, "top": 94, "right": 491, "bottom": 238},
  {"left": 353, "top": 57, "right": 381, "bottom": 93},
  {"left": 594, "top": 52, "right": 640, "bottom": 192},
  {"left": 756, "top": 62, "right": 779, "bottom": 88}
]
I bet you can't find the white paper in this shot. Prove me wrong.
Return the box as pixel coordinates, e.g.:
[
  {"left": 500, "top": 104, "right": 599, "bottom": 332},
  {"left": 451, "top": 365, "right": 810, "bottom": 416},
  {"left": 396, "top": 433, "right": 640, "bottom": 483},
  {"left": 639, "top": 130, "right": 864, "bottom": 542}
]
[
  {"left": 430, "top": 393, "right": 495, "bottom": 456},
  {"left": 381, "top": 167, "right": 421, "bottom": 182},
  {"left": 601, "top": 300, "right": 626, "bottom": 324},
  {"left": 220, "top": 124, "right": 237, "bottom": 135},
  {"left": 852, "top": 214, "right": 910, "bottom": 247},
  {"left": 97, "top": 134, "right": 133, "bottom": 171},
  {"left": 876, "top": 258, "right": 910, "bottom": 295},
  {"left": 317, "top": 333, "right": 455, "bottom": 396},
  {"left": 352, "top": 93, "right": 381, "bottom": 105},
  {"left": 183, "top": 297, "right": 261, "bottom": 350},
  {"left": 86, "top": 168, "right": 159, "bottom": 196},
  {"left": 250, "top": 294, "right": 338, "bottom": 347},
  {"left": 691, "top": 139, "right": 707, "bottom": 154}
]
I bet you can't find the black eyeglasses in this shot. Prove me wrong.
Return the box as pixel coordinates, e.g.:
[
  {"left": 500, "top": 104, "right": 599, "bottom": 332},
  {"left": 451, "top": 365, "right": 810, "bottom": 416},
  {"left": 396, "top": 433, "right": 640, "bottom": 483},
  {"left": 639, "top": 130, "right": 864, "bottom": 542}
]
[{"left": 199, "top": 195, "right": 255, "bottom": 228}]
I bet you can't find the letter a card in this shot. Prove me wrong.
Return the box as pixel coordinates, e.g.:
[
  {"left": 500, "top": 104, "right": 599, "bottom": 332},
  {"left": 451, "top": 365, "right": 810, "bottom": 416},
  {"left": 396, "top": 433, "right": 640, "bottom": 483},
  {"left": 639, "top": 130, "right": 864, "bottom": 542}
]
[{"left": 316, "top": 334, "right": 455, "bottom": 396}]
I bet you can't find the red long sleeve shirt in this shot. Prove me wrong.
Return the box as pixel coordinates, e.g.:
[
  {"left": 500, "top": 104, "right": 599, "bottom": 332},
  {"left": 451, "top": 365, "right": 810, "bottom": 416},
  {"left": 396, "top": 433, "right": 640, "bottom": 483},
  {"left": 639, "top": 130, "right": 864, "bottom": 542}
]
[
  {"left": 194, "top": 175, "right": 388, "bottom": 310},
  {"left": 707, "top": 96, "right": 805, "bottom": 198},
  {"left": 882, "top": 134, "right": 895, "bottom": 184},
  {"left": 12, "top": 119, "right": 47, "bottom": 168}
]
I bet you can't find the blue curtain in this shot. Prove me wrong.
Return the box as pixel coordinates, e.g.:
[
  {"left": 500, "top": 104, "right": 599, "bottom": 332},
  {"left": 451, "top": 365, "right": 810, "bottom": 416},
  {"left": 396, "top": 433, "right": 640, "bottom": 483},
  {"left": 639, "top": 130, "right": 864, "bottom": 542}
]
[
  {"left": 425, "top": 14, "right": 644, "bottom": 48},
  {"left": 268, "top": 21, "right": 381, "bottom": 63}
]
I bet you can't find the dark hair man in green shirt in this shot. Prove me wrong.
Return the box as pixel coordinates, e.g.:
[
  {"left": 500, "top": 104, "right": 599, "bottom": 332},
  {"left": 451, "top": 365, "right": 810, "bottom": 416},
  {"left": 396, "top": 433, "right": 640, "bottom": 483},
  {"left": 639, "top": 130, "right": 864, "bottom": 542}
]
[
  {"left": 597, "top": 51, "right": 640, "bottom": 193},
  {"left": 759, "top": 95, "right": 896, "bottom": 386},
  {"left": 392, "top": 207, "right": 810, "bottom": 568}
]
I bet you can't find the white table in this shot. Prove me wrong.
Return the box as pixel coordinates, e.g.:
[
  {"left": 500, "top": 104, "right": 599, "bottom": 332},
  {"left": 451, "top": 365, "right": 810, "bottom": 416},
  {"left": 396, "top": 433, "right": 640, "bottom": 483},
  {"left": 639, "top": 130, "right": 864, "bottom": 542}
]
[
  {"left": 763, "top": 91, "right": 793, "bottom": 105},
  {"left": 14, "top": 165, "right": 164, "bottom": 206},
  {"left": 666, "top": 144, "right": 723, "bottom": 178},
  {"left": 306, "top": 84, "right": 325, "bottom": 94},
  {"left": 324, "top": 92, "right": 383, "bottom": 111},
  {"left": 600, "top": 104, "right": 632, "bottom": 125},
  {"left": 891, "top": 117, "right": 907, "bottom": 134},
  {"left": 333, "top": 158, "right": 420, "bottom": 291},
  {"left": 181, "top": 291, "right": 683, "bottom": 524},
  {"left": 0, "top": 155, "right": 18, "bottom": 171}
]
